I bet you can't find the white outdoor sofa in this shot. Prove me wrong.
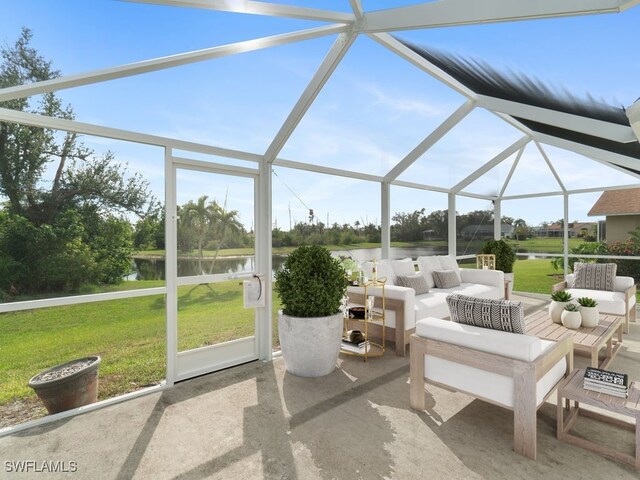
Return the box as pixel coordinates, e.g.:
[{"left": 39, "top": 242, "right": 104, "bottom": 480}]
[
  {"left": 346, "top": 255, "right": 505, "bottom": 356},
  {"left": 410, "top": 312, "right": 573, "bottom": 460},
  {"left": 552, "top": 266, "right": 636, "bottom": 333}
]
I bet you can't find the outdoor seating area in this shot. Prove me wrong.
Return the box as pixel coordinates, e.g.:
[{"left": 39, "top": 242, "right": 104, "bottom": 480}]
[
  {"left": 1, "top": 295, "right": 639, "bottom": 479},
  {"left": 3, "top": 2, "right": 640, "bottom": 479}
]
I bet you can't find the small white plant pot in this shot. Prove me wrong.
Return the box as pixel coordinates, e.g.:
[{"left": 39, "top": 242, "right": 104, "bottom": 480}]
[
  {"left": 579, "top": 306, "right": 599, "bottom": 328},
  {"left": 561, "top": 310, "right": 582, "bottom": 329},
  {"left": 549, "top": 301, "right": 569, "bottom": 324}
]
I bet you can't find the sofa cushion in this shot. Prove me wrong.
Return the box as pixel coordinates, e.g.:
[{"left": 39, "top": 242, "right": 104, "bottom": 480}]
[
  {"left": 416, "top": 256, "right": 441, "bottom": 289},
  {"left": 438, "top": 255, "right": 461, "bottom": 281},
  {"left": 415, "top": 290, "right": 451, "bottom": 320},
  {"left": 433, "top": 270, "right": 461, "bottom": 289},
  {"left": 446, "top": 293, "right": 524, "bottom": 334},
  {"left": 391, "top": 258, "right": 417, "bottom": 278},
  {"left": 397, "top": 273, "right": 429, "bottom": 295},
  {"left": 574, "top": 262, "right": 617, "bottom": 291}
]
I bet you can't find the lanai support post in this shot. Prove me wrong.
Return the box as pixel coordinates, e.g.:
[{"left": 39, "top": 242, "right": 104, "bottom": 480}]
[
  {"left": 564, "top": 193, "right": 570, "bottom": 276},
  {"left": 258, "top": 160, "right": 273, "bottom": 361},
  {"left": 381, "top": 181, "right": 391, "bottom": 260},
  {"left": 448, "top": 192, "right": 456, "bottom": 257},
  {"left": 494, "top": 199, "right": 501, "bottom": 240}
]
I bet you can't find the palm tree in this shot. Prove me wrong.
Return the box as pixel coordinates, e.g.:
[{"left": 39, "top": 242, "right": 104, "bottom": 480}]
[
  {"left": 181, "top": 195, "right": 215, "bottom": 274},
  {"left": 513, "top": 218, "right": 528, "bottom": 241},
  {"left": 207, "top": 198, "right": 243, "bottom": 274}
]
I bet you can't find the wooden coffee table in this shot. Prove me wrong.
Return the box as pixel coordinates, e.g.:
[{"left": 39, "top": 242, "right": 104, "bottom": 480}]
[{"left": 524, "top": 309, "right": 623, "bottom": 369}]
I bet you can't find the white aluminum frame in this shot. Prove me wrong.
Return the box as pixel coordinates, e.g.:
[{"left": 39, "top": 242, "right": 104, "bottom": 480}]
[{"left": 169, "top": 155, "right": 261, "bottom": 382}]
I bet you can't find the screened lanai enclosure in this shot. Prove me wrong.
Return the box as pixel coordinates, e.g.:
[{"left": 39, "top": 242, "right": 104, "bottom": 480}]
[{"left": 1, "top": 0, "right": 640, "bottom": 432}]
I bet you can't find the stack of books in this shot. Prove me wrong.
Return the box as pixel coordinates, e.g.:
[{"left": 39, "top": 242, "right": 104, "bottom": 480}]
[
  {"left": 583, "top": 367, "right": 629, "bottom": 398},
  {"left": 341, "top": 337, "right": 370, "bottom": 354}
]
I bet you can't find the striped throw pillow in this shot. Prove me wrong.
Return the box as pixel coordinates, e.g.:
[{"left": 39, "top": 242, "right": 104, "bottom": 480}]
[
  {"left": 574, "top": 262, "right": 616, "bottom": 292},
  {"left": 446, "top": 293, "right": 525, "bottom": 334}
]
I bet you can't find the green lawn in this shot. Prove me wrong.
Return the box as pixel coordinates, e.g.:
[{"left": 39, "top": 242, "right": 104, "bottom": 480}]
[
  {"left": 511, "top": 258, "right": 563, "bottom": 294},
  {"left": 0, "top": 279, "right": 283, "bottom": 413}
]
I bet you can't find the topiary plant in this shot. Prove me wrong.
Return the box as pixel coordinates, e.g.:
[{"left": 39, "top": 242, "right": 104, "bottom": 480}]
[
  {"left": 480, "top": 239, "right": 517, "bottom": 273},
  {"left": 551, "top": 290, "right": 572, "bottom": 302},
  {"left": 576, "top": 297, "right": 598, "bottom": 307},
  {"left": 275, "top": 245, "right": 348, "bottom": 318}
]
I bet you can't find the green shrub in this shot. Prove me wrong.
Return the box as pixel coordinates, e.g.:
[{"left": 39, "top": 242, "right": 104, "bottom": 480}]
[
  {"left": 481, "top": 239, "right": 516, "bottom": 273},
  {"left": 274, "top": 245, "right": 347, "bottom": 317}
]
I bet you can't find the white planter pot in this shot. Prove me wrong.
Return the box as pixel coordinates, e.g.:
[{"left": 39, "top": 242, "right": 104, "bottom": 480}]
[
  {"left": 579, "top": 306, "right": 599, "bottom": 328},
  {"left": 549, "top": 301, "right": 569, "bottom": 324},
  {"left": 561, "top": 310, "right": 582, "bottom": 329},
  {"left": 278, "top": 311, "right": 343, "bottom": 377}
]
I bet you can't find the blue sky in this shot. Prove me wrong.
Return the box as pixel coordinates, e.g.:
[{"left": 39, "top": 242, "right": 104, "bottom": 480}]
[{"left": 2, "top": 1, "right": 639, "bottom": 230}]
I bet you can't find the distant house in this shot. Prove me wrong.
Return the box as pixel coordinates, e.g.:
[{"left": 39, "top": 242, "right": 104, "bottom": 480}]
[
  {"left": 460, "top": 224, "right": 513, "bottom": 240},
  {"left": 533, "top": 222, "right": 596, "bottom": 238},
  {"left": 588, "top": 188, "right": 640, "bottom": 242}
]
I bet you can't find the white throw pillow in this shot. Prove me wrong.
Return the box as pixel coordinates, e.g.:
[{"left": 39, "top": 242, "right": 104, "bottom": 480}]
[
  {"left": 416, "top": 256, "right": 441, "bottom": 289},
  {"left": 391, "top": 258, "right": 416, "bottom": 278},
  {"left": 437, "top": 255, "right": 461, "bottom": 281}
]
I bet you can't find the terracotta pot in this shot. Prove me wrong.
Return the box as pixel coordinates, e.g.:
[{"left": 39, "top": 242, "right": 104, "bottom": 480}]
[{"left": 28, "top": 356, "right": 101, "bottom": 414}]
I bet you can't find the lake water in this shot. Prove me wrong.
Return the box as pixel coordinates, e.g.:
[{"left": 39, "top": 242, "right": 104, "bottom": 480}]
[
  {"left": 129, "top": 246, "right": 447, "bottom": 281},
  {"left": 129, "top": 247, "right": 546, "bottom": 280}
]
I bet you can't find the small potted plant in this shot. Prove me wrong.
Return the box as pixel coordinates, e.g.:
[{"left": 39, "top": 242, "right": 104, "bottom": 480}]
[
  {"left": 549, "top": 290, "right": 573, "bottom": 324},
  {"left": 481, "top": 239, "right": 517, "bottom": 296},
  {"left": 561, "top": 303, "right": 582, "bottom": 329},
  {"left": 275, "top": 245, "right": 348, "bottom": 377},
  {"left": 28, "top": 356, "right": 101, "bottom": 414},
  {"left": 576, "top": 297, "right": 599, "bottom": 328}
]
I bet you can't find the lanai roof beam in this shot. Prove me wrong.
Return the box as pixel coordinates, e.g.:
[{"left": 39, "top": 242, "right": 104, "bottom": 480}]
[
  {"left": 122, "top": 0, "right": 355, "bottom": 23},
  {"left": 263, "top": 32, "right": 357, "bottom": 164},
  {"left": 0, "top": 24, "right": 348, "bottom": 102},
  {"left": 451, "top": 136, "right": 530, "bottom": 194},
  {"left": 364, "top": 0, "right": 640, "bottom": 32},
  {"left": 384, "top": 99, "right": 476, "bottom": 182}
]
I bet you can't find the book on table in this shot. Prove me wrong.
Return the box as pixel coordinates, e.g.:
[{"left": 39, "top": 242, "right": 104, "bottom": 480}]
[
  {"left": 583, "top": 382, "right": 629, "bottom": 398},
  {"left": 583, "top": 367, "right": 629, "bottom": 397},
  {"left": 341, "top": 339, "right": 370, "bottom": 354},
  {"left": 583, "top": 367, "right": 628, "bottom": 388}
]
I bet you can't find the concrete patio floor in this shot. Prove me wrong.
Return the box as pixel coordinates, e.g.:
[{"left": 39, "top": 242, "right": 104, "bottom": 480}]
[{"left": 1, "top": 295, "right": 639, "bottom": 479}]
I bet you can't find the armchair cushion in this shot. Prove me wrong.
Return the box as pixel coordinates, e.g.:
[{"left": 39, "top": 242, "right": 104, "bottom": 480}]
[
  {"left": 574, "top": 262, "right": 617, "bottom": 291},
  {"left": 446, "top": 293, "right": 525, "bottom": 334},
  {"left": 564, "top": 288, "right": 631, "bottom": 316}
]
